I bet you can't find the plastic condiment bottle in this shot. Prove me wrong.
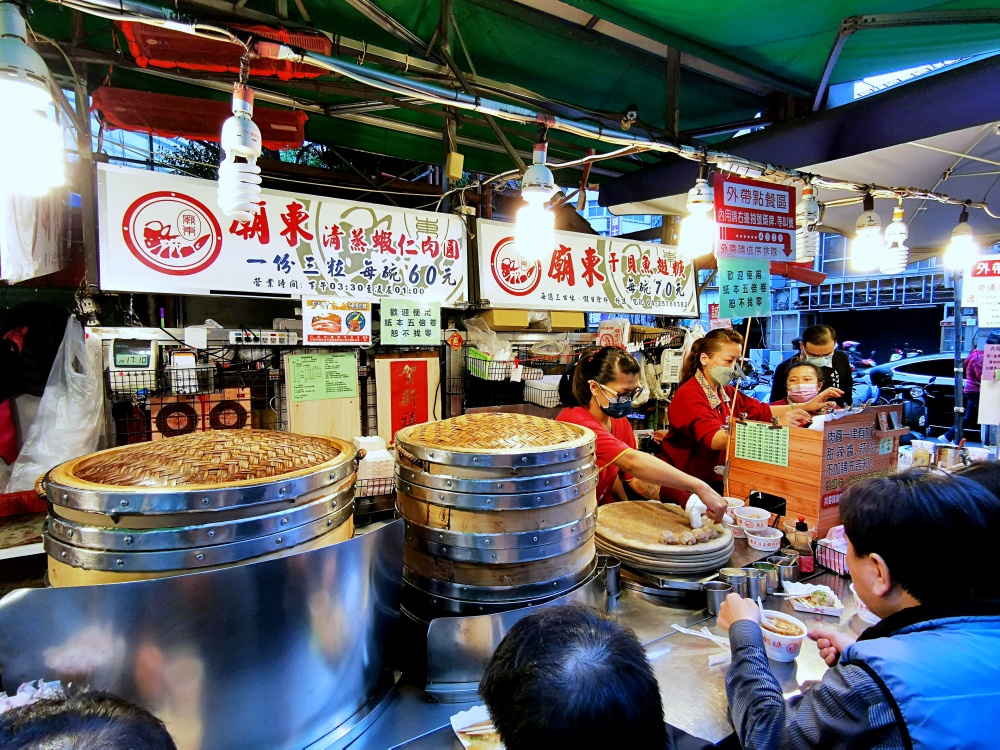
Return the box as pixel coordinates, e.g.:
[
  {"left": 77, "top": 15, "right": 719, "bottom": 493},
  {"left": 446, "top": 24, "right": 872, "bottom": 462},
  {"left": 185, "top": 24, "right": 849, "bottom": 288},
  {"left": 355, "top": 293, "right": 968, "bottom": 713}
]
[{"left": 794, "top": 517, "right": 815, "bottom": 573}]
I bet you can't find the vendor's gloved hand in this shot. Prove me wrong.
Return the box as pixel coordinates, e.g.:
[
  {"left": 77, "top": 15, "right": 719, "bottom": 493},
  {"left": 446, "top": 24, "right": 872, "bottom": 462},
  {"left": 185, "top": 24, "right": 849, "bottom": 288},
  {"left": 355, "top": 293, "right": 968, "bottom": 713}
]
[
  {"left": 686, "top": 495, "right": 707, "bottom": 529},
  {"left": 689, "top": 484, "right": 727, "bottom": 525}
]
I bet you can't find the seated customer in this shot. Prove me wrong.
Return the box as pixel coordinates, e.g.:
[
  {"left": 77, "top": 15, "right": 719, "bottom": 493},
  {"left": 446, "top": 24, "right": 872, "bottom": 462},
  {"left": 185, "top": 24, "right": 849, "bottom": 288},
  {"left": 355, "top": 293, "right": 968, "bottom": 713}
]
[
  {"left": 718, "top": 470, "right": 1000, "bottom": 749},
  {"left": 769, "top": 362, "right": 830, "bottom": 410},
  {"left": 480, "top": 603, "right": 671, "bottom": 749},
  {"left": 0, "top": 687, "right": 176, "bottom": 750}
]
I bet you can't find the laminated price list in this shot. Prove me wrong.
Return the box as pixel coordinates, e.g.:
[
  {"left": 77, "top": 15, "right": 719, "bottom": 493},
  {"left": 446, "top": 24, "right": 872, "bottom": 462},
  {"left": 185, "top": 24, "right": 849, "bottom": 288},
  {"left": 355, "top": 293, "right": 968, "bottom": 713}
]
[{"left": 734, "top": 421, "right": 790, "bottom": 467}]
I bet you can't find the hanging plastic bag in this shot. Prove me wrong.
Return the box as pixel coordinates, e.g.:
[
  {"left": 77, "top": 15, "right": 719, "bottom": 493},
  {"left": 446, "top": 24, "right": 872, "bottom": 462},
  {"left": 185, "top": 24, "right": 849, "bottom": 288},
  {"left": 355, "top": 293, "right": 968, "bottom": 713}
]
[
  {"left": 6, "top": 317, "right": 104, "bottom": 492},
  {"left": 632, "top": 352, "right": 650, "bottom": 407},
  {"left": 682, "top": 323, "right": 706, "bottom": 363},
  {"left": 463, "top": 317, "right": 513, "bottom": 360}
]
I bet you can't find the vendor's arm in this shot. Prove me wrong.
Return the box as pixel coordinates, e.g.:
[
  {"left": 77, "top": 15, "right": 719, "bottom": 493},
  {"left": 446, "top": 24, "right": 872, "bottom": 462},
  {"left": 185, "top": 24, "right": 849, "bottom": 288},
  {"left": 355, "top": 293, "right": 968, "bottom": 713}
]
[
  {"left": 615, "top": 449, "right": 726, "bottom": 521},
  {"left": 610, "top": 476, "right": 629, "bottom": 504}
]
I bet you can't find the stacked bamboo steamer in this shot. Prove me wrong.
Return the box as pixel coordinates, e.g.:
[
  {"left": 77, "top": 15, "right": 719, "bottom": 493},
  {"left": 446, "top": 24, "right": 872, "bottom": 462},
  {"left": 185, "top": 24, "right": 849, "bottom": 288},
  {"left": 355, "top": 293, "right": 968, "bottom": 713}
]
[
  {"left": 43, "top": 430, "right": 357, "bottom": 586},
  {"left": 395, "top": 413, "right": 598, "bottom": 620}
]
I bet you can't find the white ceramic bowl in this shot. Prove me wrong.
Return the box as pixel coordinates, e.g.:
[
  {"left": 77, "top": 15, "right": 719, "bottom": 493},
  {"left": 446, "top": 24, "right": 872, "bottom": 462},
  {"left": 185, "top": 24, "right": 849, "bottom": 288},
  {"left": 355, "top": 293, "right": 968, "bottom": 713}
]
[
  {"left": 725, "top": 497, "right": 745, "bottom": 510},
  {"left": 733, "top": 506, "right": 770, "bottom": 531},
  {"left": 746, "top": 527, "right": 783, "bottom": 552},
  {"left": 726, "top": 522, "right": 746, "bottom": 539},
  {"left": 851, "top": 583, "right": 881, "bottom": 625},
  {"left": 760, "top": 610, "right": 808, "bottom": 662}
]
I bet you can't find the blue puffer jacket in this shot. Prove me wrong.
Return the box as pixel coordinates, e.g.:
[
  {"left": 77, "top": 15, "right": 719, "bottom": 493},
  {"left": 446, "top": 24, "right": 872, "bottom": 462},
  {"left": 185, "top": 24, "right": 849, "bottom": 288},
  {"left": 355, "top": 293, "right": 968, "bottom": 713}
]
[{"left": 842, "top": 613, "right": 1000, "bottom": 750}]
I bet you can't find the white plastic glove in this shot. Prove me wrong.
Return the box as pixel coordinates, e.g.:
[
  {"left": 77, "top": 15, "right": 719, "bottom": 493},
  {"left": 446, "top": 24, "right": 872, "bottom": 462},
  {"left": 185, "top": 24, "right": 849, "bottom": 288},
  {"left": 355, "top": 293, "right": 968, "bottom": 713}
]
[{"left": 686, "top": 494, "right": 707, "bottom": 529}]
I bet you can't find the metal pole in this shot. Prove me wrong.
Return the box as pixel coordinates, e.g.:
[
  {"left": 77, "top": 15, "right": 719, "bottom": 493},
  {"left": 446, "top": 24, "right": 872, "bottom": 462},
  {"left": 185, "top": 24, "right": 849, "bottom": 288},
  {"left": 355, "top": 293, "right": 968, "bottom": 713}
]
[{"left": 953, "top": 270, "right": 965, "bottom": 441}]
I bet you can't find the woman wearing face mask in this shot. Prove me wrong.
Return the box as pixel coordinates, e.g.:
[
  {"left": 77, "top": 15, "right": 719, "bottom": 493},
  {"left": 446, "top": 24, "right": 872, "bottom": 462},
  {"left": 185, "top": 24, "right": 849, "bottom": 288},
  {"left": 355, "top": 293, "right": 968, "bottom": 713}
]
[
  {"left": 557, "top": 346, "right": 727, "bottom": 520},
  {"left": 770, "top": 363, "right": 835, "bottom": 412},
  {"left": 659, "top": 330, "right": 841, "bottom": 503}
]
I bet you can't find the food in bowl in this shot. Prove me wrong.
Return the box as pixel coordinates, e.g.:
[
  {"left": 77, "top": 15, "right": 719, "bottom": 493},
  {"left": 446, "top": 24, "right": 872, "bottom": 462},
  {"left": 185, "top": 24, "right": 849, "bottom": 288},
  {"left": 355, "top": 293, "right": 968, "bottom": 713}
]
[
  {"left": 732, "top": 506, "right": 771, "bottom": 531},
  {"left": 725, "top": 497, "right": 745, "bottom": 510},
  {"left": 761, "top": 616, "right": 805, "bottom": 638},
  {"left": 759, "top": 610, "right": 808, "bottom": 662},
  {"left": 746, "top": 527, "right": 782, "bottom": 552}
]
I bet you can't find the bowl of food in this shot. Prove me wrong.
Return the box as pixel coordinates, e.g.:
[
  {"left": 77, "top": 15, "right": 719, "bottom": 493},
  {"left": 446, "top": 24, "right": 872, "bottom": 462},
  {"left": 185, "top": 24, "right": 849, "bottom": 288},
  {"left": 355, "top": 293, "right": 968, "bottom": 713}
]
[
  {"left": 760, "top": 610, "right": 808, "bottom": 662},
  {"left": 725, "top": 497, "right": 745, "bottom": 511},
  {"left": 746, "top": 527, "right": 783, "bottom": 552},
  {"left": 732, "top": 506, "right": 771, "bottom": 532},
  {"left": 850, "top": 583, "right": 881, "bottom": 625},
  {"left": 726, "top": 521, "right": 746, "bottom": 539}
]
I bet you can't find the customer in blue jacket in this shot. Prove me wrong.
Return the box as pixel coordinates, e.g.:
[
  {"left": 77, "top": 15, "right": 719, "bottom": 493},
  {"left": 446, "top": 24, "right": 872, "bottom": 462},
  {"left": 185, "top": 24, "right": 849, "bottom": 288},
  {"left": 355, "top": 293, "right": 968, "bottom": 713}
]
[{"left": 717, "top": 469, "right": 1000, "bottom": 750}]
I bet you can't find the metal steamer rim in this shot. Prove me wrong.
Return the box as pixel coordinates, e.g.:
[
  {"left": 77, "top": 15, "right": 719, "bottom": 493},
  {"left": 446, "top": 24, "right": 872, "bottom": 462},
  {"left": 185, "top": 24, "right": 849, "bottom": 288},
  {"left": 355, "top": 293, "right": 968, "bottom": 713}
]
[
  {"left": 44, "top": 431, "right": 356, "bottom": 515},
  {"left": 395, "top": 414, "right": 596, "bottom": 469},
  {"left": 46, "top": 482, "right": 354, "bottom": 552},
  {"left": 404, "top": 519, "right": 597, "bottom": 564},
  {"left": 395, "top": 472, "right": 598, "bottom": 511},
  {"left": 44, "top": 501, "right": 355, "bottom": 572},
  {"left": 393, "top": 462, "right": 597, "bottom": 494}
]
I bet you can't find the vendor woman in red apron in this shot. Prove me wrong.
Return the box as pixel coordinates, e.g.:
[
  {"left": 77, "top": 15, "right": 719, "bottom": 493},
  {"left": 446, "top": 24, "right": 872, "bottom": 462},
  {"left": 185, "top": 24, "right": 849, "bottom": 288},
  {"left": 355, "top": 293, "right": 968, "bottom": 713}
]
[
  {"left": 557, "top": 345, "right": 727, "bottom": 522},
  {"left": 659, "top": 329, "right": 841, "bottom": 503}
]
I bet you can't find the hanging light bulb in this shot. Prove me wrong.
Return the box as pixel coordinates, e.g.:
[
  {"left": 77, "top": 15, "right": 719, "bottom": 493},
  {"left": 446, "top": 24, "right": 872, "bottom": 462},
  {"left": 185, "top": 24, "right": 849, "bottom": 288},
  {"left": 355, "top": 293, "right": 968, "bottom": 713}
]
[
  {"left": 0, "top": 2, "right": 66, "bottom": 197},
  {"left": 880, "top": 200, "right": 909, "bottom": 274},
  {"left": 850, "top": 193, "right": 883, "bottom": 272},
  {"left": 217, "top": 82, "right": 262, "bottom": 222},
  {"left": 515, "top": 133, "right": 556, "bottom": 261},
  {"left": 943, "top": 205, "right": 979, "bottom": 270},
  {"left": 795, "top": 183, "right": 820, "bottom": 263},
  {"left": 679, "top": 164, "right": 715, "bottom": 260}
]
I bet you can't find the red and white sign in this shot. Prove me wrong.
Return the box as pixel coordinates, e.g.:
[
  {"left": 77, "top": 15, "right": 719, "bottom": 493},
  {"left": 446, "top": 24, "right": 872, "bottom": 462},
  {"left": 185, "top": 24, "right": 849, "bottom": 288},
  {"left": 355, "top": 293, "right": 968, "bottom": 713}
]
[
  {"left": 714, "top": 174, "right": 795, "bottom": 261},
  {"left": 98, "top": 165, "right": 468, "bottom": 304},
  {"left": 476, "top": 219, "right": 698, "bottom": 316},
  {"left": 390, "top": 359, "right": 429, "bottom": 437},
  {"left": 301, "top": 296, "right": 372, "bottom": 346},
  {"left": 964, "top": 255, "right": 1000, "bottom": 327},
  {"left": 709, "top": 302, "right": 732, "bottom": 330}
]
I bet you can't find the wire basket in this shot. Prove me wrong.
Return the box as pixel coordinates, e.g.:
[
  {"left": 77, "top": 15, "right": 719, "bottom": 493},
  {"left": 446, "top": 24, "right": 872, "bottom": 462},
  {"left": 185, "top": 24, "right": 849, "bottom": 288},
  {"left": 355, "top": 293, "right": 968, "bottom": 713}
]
[
  {"left": 465, "top": 348, "right": 513, "bottom": 380},
  {"left": 356, "top": 476, "right": 395, "bottom": 498},
  {"left": 815, "top": 540, "right": 849, "bottom": 576},
  {"left": 524, "top": 381, "right": 561, "bottom": 408}
]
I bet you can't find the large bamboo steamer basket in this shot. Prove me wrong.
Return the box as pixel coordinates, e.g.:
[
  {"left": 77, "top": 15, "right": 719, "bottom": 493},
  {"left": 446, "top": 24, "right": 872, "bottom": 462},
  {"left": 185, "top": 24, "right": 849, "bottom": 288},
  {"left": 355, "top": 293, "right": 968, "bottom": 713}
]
[
  {"left": 394, "top": 414, "right": 598, "bottom": 619},
  {"left": 42, "top": 430, "right": 357, "bottom": 586}
]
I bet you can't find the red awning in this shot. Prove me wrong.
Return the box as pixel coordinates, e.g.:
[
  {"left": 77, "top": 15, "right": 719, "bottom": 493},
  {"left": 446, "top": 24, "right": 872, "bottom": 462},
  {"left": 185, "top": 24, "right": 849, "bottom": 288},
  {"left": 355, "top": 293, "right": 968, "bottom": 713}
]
[
  {"left": 91, "top": 86, "right": 308, "bottom": 151},
  {"left": 118, "top": 22, "right": 332, "bottom": 81}
]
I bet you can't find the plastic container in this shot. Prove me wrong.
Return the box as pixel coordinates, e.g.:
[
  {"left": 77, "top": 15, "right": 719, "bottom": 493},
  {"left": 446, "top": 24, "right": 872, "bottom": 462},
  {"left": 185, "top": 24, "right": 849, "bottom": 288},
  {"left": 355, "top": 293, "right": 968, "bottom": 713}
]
[
  {"left": 733, "top": 506, "right": 770, "bottom": 532},
  {"left": 760, "top": 611, "right": 808, "bottom": 662},
  {"left": 746, "top": 527, "right": 783, "bottom": 552},
  {"left": 851, "top": 583, "right": 881, "bottom": 625}
]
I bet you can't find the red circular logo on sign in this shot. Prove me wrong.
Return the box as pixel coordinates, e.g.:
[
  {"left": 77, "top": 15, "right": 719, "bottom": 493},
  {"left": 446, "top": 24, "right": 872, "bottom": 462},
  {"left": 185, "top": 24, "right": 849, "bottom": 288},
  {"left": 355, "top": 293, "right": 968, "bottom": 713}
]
[
  {"left": 490, "top": 236, "right": 541, "bottom": 297},
  {"left": 122, "top": 191, "right": 223, "bottom": 276}
]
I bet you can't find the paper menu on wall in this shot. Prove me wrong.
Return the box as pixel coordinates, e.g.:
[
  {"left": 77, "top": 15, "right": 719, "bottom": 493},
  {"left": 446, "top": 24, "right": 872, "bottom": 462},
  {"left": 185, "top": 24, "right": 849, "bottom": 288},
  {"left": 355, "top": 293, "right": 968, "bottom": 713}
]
[
  {"left": 287, "top": 353, "right": 358, "bottom": 402},
  {"left": 984, "top": 344, "right": 1000, "bottom": 380},
  {"left": 734, "top": 420, "right": 789, "bottom": 467}
]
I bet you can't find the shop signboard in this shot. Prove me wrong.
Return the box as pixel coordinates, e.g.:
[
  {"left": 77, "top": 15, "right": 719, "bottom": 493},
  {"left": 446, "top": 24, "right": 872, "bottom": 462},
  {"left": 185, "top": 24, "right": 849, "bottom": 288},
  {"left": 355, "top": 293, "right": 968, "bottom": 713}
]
[
  {"left": 713, "top": 173, "right": 795, "bottom": 261},
  {"left": 984, "top": 344, "right": 1000, "bottom": 381},
  {"left": 97, "top": 165, "right": 468, "bottom": 304},
  {"left": 964, "top": 254, "right": 1000, "bottom": 324},
  {"left": 0, "top": 191, "right": 66, "bottom": 283},
  {"left": 718, "top": 257, "right": 771, "bottom": 317},
  {"left": 381, "top": 299, "right": 441, "bottom": 345},
  {"left": 708, "top": 302, "right": 732, "bottom": 330},
  {"left": 301, "top": 296, "right": 372, "bottom": 346},
  {"left": 820, "top": 417, "right": 895, "bottom": 509},
  {"left": 476, "top": 219, "right": 698, "bottom": 316}
]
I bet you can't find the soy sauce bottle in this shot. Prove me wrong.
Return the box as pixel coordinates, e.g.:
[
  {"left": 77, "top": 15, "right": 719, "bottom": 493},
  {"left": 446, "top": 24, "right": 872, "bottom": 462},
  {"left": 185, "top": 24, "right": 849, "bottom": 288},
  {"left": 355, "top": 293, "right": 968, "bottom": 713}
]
[{"left": 794, "top": 517, "right": 815, "bottom": 574}]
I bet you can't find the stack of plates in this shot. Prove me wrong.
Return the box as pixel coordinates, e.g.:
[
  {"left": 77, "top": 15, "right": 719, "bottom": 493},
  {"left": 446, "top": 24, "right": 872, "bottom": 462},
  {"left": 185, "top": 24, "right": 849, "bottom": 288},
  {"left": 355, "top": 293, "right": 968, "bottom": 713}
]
[{"left": 596, "top": 501, "right": 734, "bottom": 575}]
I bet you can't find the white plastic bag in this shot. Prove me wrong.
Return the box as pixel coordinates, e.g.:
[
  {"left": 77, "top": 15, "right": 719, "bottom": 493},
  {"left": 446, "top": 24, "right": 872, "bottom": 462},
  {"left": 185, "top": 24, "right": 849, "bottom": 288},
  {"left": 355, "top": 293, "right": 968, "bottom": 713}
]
[
  {"left": 463, "top": 317, "right": 513, "bottom": 360},
  {"left": 6, "top": 317, "right": 104, "bottom": 492},
  {"left": 682, "top": 323, "right": 706, "bottom": 363}
]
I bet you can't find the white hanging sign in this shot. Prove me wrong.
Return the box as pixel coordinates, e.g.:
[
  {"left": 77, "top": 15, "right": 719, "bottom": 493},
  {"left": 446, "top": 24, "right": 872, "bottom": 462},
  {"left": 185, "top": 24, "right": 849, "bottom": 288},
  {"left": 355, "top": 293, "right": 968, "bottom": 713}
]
[
  {"left": 0, "top": 192, "right": 67, "bottom": 283},
  {"left": 97, "top": 165, "right": 468, "bottom": 304}
]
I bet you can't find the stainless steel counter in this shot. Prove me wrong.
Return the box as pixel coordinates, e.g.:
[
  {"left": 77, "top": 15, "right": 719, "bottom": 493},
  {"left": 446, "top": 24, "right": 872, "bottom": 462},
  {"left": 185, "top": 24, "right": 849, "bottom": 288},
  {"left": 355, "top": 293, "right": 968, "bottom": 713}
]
[{"left": 347, "top": 569, "right": 876, "bottom": 749}]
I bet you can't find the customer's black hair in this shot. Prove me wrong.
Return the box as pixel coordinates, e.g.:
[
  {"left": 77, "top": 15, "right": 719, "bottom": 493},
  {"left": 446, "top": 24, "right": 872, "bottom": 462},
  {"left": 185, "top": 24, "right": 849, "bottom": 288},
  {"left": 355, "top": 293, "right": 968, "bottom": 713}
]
[
  {"left": 953, "top": 460, "right": 1000, "bottom": 500},
  {"left": 801, "top": 324, "right": 837, "bottom": 346},
  {"left": 561, "top": 345, "right": 640, "bottom": 408},
  {"left": 479, "top": 604, "right": 668, "bottom": 750},
  {"left": 0, "top": 688, "right": 177, "bottom": 750},
  {"left": 785, "top": 361, "right": 825, "bottom": 388},
  {"left": 840, "top": 469, "right": 1000, "bottom": 604}
]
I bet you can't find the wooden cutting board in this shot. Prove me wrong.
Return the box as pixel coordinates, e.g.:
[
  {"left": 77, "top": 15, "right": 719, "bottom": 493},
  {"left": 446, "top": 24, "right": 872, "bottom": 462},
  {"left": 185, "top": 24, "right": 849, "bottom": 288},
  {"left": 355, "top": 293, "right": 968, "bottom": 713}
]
[{"left": 597, "top": 501, "right": 732, "bottom": 555}]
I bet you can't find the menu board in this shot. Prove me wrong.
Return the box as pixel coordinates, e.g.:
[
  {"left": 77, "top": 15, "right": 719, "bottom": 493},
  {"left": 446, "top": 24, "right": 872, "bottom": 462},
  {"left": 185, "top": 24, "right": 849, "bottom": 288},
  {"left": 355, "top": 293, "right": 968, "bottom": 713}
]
[
  {"left": 984, "top": 344, "right": 1000, "bottom": 381},
  {"left": 302, "top": 297, "right": 372, "bottom": 346},
  {"left": 734, "top": 421, "right": 789, "bottom": 467},
  {"left": 820, "top": 413, "right": 897, "bottom": 508},
  {"left": 287, "top": 353, "right": 358, "bottom": 402}
]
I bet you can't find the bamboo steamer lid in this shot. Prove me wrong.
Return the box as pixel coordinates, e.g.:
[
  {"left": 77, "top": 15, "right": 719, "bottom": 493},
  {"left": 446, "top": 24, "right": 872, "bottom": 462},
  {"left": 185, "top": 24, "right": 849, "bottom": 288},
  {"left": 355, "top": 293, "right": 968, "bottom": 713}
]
[{"left": 45, "top": 430, "right": 356, "bottom": 516}]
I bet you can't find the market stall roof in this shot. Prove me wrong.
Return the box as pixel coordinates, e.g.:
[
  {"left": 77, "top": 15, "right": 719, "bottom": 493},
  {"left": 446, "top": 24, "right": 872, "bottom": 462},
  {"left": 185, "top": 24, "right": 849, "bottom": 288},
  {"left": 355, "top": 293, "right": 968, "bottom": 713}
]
[
  {"left": 27, "top": 0, "right": 1000, "bottom": 188},
  {"left": 600, "top": 55, "right": 1000, "bottom": 253}
]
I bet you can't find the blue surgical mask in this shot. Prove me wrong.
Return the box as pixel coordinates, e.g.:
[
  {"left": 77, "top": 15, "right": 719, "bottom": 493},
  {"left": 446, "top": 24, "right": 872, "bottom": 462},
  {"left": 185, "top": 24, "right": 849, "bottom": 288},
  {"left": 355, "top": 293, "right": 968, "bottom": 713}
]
[
  {"left": 600, "top": 400, "right": 633, "bottom": 419},
  {"left": 806, "top": 355, "right": 834, "bottom": 369}
]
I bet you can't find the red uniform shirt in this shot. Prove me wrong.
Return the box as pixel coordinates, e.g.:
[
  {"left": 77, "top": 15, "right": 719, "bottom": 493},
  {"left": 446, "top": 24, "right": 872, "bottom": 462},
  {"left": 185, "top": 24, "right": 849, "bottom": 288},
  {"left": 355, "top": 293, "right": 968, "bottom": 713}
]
[
  {"left": 660, "top": 376, "right": 771, "bottom": 500},
  {"left": 556, "top": 406, "right": 636, "bottom": 505}
]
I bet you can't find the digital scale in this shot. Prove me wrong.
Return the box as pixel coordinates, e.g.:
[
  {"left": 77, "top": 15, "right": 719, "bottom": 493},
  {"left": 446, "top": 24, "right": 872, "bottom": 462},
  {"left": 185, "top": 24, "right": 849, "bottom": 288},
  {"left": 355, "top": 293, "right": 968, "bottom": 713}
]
[{"left": 107, "top": 338, "right": 159, "bottom": 395}]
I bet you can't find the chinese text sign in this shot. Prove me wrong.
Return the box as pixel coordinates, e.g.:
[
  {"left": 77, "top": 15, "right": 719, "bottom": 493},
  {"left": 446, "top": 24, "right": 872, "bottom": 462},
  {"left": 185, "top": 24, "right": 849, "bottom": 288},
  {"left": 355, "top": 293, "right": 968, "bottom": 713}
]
[{"left": 718, "top": 258, "right": 772, "bottom": 318}]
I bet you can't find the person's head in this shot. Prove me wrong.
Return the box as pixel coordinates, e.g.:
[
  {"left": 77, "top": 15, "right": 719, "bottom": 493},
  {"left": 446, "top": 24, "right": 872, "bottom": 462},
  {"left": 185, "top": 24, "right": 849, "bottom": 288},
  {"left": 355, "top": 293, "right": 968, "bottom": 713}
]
[
  {"left": 952, "top": 460, "right": 1000, "bottom": 499},
  {"left": 0, "top": 688, "right": 176, "bottom": 750},
  {"left": 479, "top": 604, "right": 667, "bottom": 750},
  {"left": 840, "top": 469, "right": 1000, "bottom": 619},
  {"left": 785, "top": 362, "right": 824, "bottom": 404},
  {"left": 798, "top": 325, "right": 838, "bottom": 368},
  {"left": 681, "top": 328, "right": 743, "bottom": 386},
  {"left": 567, "top": 345, "right": 641, "bottom": 419}
]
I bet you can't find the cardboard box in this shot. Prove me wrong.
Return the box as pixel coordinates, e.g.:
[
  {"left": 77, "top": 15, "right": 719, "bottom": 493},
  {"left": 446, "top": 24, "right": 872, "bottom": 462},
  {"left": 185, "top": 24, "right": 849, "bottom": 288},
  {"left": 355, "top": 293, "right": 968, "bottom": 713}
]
[
  {"left": 476, "top": 309, "right": 529, "bottom": 331},
  {"left": 548, "top": 311, "right": 585, "bottom": 331}
]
